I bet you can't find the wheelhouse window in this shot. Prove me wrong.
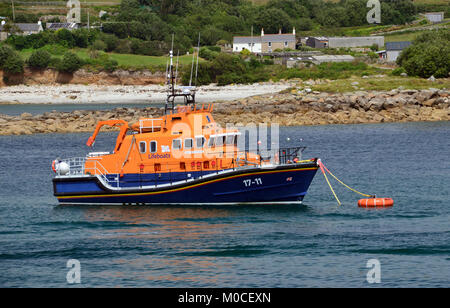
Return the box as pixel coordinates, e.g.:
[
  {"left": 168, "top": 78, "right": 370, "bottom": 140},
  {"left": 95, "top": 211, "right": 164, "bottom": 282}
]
[
  {"left": 208, "top": 137, "right": 215, "bottom": 148},
  {"left": 226, "top": 135, "right": 236, "bottom": 146},
  {"left": 184, "top": 138, "right": 193, "bottom": 150},
  {"left": 215, "top": 135, "right": 224, "bottom": 147},
  {"left": 196, "top": 136, "right": 206, "bottom": 148},
  {"left": 139, "top": 141, "right": 147, "bottom": 153},
  {"left": 172, "top": 139, "right": 182, "bottom": 150},
  {"left": 149, "top": 141, "right": 157, "bottom": 153}
]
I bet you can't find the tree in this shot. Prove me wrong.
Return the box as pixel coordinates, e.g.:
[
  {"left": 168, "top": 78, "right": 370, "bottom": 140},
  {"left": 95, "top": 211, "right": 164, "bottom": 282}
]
[
  {"left": 254, "top": 8, "right": 292, "bottom": 34},
  {"left": 59, "top": 52, "right": 83, "bottom": 73},
  {"left": 0, "top": 45, "right": 15, "bottom": 68},
  {"left": 28, "top": 50, "right": 51, "bottom": 69},
  {"left": 397, "top": 30, "right": 450, "bottom": 78},
  {"left": 3, "top": 54, "right": 24, "bottom": 74},
  {"left": 56, "top": 29, "right": 75, "bottom": 48}
]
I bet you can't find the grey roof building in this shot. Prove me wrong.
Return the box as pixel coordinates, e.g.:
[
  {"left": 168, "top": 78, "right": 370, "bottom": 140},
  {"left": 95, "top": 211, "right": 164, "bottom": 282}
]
[
  {"left": 0, "top": 22, "right": 43, "bottom": 40},
  {"left": 261, "top": 34, "right": 295, "bottom": 44},
  {"left": 306, "top": 37, "right": 329, "bottom": 49},
  {"left": 385, "top": 41, "right": 412, "bottom": 62}
]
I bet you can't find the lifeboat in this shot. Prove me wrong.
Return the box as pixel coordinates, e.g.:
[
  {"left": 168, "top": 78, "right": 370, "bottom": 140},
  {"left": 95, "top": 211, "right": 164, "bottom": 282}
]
[
  {"left": 51, "top": 48, "right": 320, "bottom": 205},
  {"left": 358, "top": 198, "right": 394, "bottom": 208}
]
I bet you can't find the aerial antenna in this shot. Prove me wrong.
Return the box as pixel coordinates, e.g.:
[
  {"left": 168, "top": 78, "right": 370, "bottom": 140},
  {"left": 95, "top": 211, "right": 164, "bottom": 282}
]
[
  {"left": 165, "top": 60, "right": 169, "bottom": 88},
  {"left": 194, "top": 33, "right": 201, "bottom": 87},
  {"left": 189, "top": 44, "right": 196, "bottom": 86},
  {"left": 169, "top": 34, "right": 175, "bottom": 96},
  {"left": 174, "top": 50, "right": 180, "bottom": 88}
]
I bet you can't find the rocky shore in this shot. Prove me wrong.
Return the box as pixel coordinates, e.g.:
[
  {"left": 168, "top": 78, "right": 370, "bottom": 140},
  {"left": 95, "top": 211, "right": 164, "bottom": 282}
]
[{"left": 0, "top": 89, "right": 448, "bottom": 135}]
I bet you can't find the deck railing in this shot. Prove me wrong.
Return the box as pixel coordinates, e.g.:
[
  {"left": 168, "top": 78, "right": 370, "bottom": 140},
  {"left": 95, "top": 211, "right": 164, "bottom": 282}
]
[
  {"left": 56, "top": 147, "right": 308, "bottom": 189},
  {"left": 57, "top": 157, "right": 120, "bottom": 188}
]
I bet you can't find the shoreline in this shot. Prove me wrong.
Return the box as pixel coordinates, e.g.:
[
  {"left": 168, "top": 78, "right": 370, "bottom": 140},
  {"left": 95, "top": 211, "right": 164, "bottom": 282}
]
[
  {"left": 0, "top": 83, "right": 293, "bottom": 105},
  {"left": 0, "top": 88, "right": 448, "bottom": 136}
]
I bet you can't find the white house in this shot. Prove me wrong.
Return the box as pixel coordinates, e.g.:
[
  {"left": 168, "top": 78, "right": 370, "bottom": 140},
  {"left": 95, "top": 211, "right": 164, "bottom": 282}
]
[
  {"left": 233, "top": 28, "right": 296, "bottom": 53},
  {"left": 233, "top": 35, "right": 262, "bottom": 53}
]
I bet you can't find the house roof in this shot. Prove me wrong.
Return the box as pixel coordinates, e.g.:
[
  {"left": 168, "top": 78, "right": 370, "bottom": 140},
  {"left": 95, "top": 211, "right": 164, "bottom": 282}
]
[
  {"left": 233, "top": 33, "right": 296, "bottom": 44},
  {"left": 233, "top": 36, "right": 262, "bottom": 44},
  {"left": 0, "top": 23, "right": 42, "bottom": 32},
  {"left": 262, "top": 34, "right": 295, "bottom": 43},
  {"left": 386, "top": 41, "right": 412, "bottom": 51}
]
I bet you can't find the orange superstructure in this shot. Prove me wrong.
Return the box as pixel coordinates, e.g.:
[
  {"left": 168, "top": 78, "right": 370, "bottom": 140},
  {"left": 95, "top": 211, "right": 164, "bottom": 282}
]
[{"left": 84, "top": 103, "right": 259, "bottom": 178}]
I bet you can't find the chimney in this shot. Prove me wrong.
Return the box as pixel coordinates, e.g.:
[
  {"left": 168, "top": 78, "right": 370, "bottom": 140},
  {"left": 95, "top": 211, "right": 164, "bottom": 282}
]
[
  {"left": 261, "top": 28, "right": 264, "bottom": 36},
  {"left": 293, "top": 27, "right": 296, "bottom": 35}
]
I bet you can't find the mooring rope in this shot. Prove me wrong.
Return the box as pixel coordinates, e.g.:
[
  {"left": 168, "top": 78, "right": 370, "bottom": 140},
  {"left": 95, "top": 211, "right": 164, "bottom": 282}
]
[
  {"left": 320, "top": 162, "right": 375, "bottom": 198},
  {"left": 318, "top": 159, "right": 376, "bottom": 206},
  {"left": 318, "top": 159, "right": 342, "bottom": 206}
]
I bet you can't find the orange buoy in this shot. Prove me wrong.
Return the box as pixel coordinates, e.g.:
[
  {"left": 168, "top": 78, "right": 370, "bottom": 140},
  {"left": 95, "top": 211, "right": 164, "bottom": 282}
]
[{"left": 358, "top": 198, "right": 394, "bottom": 208}]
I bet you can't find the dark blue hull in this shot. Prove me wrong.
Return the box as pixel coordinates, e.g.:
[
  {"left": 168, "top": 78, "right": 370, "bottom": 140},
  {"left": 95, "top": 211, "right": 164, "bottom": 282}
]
[{"left": 53, "top": 163, "right": 318, "bottom": 205}]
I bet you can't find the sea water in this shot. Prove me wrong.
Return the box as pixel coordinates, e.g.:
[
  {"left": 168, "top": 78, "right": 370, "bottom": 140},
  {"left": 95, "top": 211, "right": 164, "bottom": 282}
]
[{"left": 0, "top": 122, "right": 449, "bottom": 287}]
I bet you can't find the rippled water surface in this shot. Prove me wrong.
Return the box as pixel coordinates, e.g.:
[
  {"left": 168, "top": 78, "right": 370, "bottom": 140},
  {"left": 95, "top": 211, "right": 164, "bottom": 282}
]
[{"left": 0, "top": 122, "right": 449, "bottom": 287}]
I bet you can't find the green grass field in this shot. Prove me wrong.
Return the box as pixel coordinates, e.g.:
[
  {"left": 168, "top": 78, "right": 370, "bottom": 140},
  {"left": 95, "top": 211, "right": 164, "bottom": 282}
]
[
  {"left": 310, "top": 75, "right": 450, "bottom": 93},
  {"left": 385, "top": 31, "right": 426, "bottom": 42}
]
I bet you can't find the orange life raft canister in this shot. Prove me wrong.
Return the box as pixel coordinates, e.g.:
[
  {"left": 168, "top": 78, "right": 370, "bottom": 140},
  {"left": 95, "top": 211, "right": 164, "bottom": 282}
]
[{"left": 358, "top": 198, "right": 394, "bottom": 208}]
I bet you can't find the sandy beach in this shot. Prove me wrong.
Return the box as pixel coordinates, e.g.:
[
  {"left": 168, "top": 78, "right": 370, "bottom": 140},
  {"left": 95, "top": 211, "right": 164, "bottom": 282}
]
[{"left": 0, "top": 83, "right": 293, "bottom": 105}]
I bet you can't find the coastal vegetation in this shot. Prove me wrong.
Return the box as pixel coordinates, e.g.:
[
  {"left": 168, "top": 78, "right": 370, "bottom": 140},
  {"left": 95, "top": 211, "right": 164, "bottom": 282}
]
[
  {"left": 397, "top": 29, "right": 450, "bottom": 78},
  {"left": 0, "top": 0, "right": 448, "bottom": 86}
]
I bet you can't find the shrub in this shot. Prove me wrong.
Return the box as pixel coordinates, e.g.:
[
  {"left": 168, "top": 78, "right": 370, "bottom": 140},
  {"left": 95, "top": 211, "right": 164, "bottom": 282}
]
[
  {"left": 39, "top": 44, "right": 67, "bottom": 56},
  {"left": 98, "top": 33, "right": 119, "bottom": 52},
  {"left": 48, "top": 57, "right": 62, "bottom": 70},
  {"left": 216, "top": 40, "right": 228, "bottom": 46},
  {"left": 28, "top": 49, "right": 51, "bottom": 69},
  {"left": 391, "top": 67, "right": 406, "bottom": 76},
  {"left": 397, "top": 29, "right": 450, "bottom": 78},
  {"left": 217, "top": 72, "right": 244, "bottom": 86},
  {"left": 84, "top": 52, "right": 118, "bottom": 72},
  {"left": 206, "top": 46, "right": 221, "bottom": 53},
  {"left": 240, "top": 49, "right": 251, "bottom": 57},
  {"left": 58, "top": 52, "right": 83, "bottom": 73},
  {"left": 199, "top": 47, "right": 219, "bottom": 61},
  {"left": 56, "top": 29, "right": 75, "bottom": 48},
  {"left": 114, "top": 39, "right": 132, "bottom": 54},
  {"left": 0, "top": 45, "right": 15, "bottom": 68},
  {"left": 92, "top": 39, "right": 107, "bottom": 51},
  {"left": 3, "top": 54, "right": 24, "bottom": 74}
]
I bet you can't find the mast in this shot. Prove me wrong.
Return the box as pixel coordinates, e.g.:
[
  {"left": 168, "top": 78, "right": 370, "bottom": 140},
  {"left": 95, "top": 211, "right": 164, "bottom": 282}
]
[{"left": 163, "top": 34, "right": 197, "bottom": 116}]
